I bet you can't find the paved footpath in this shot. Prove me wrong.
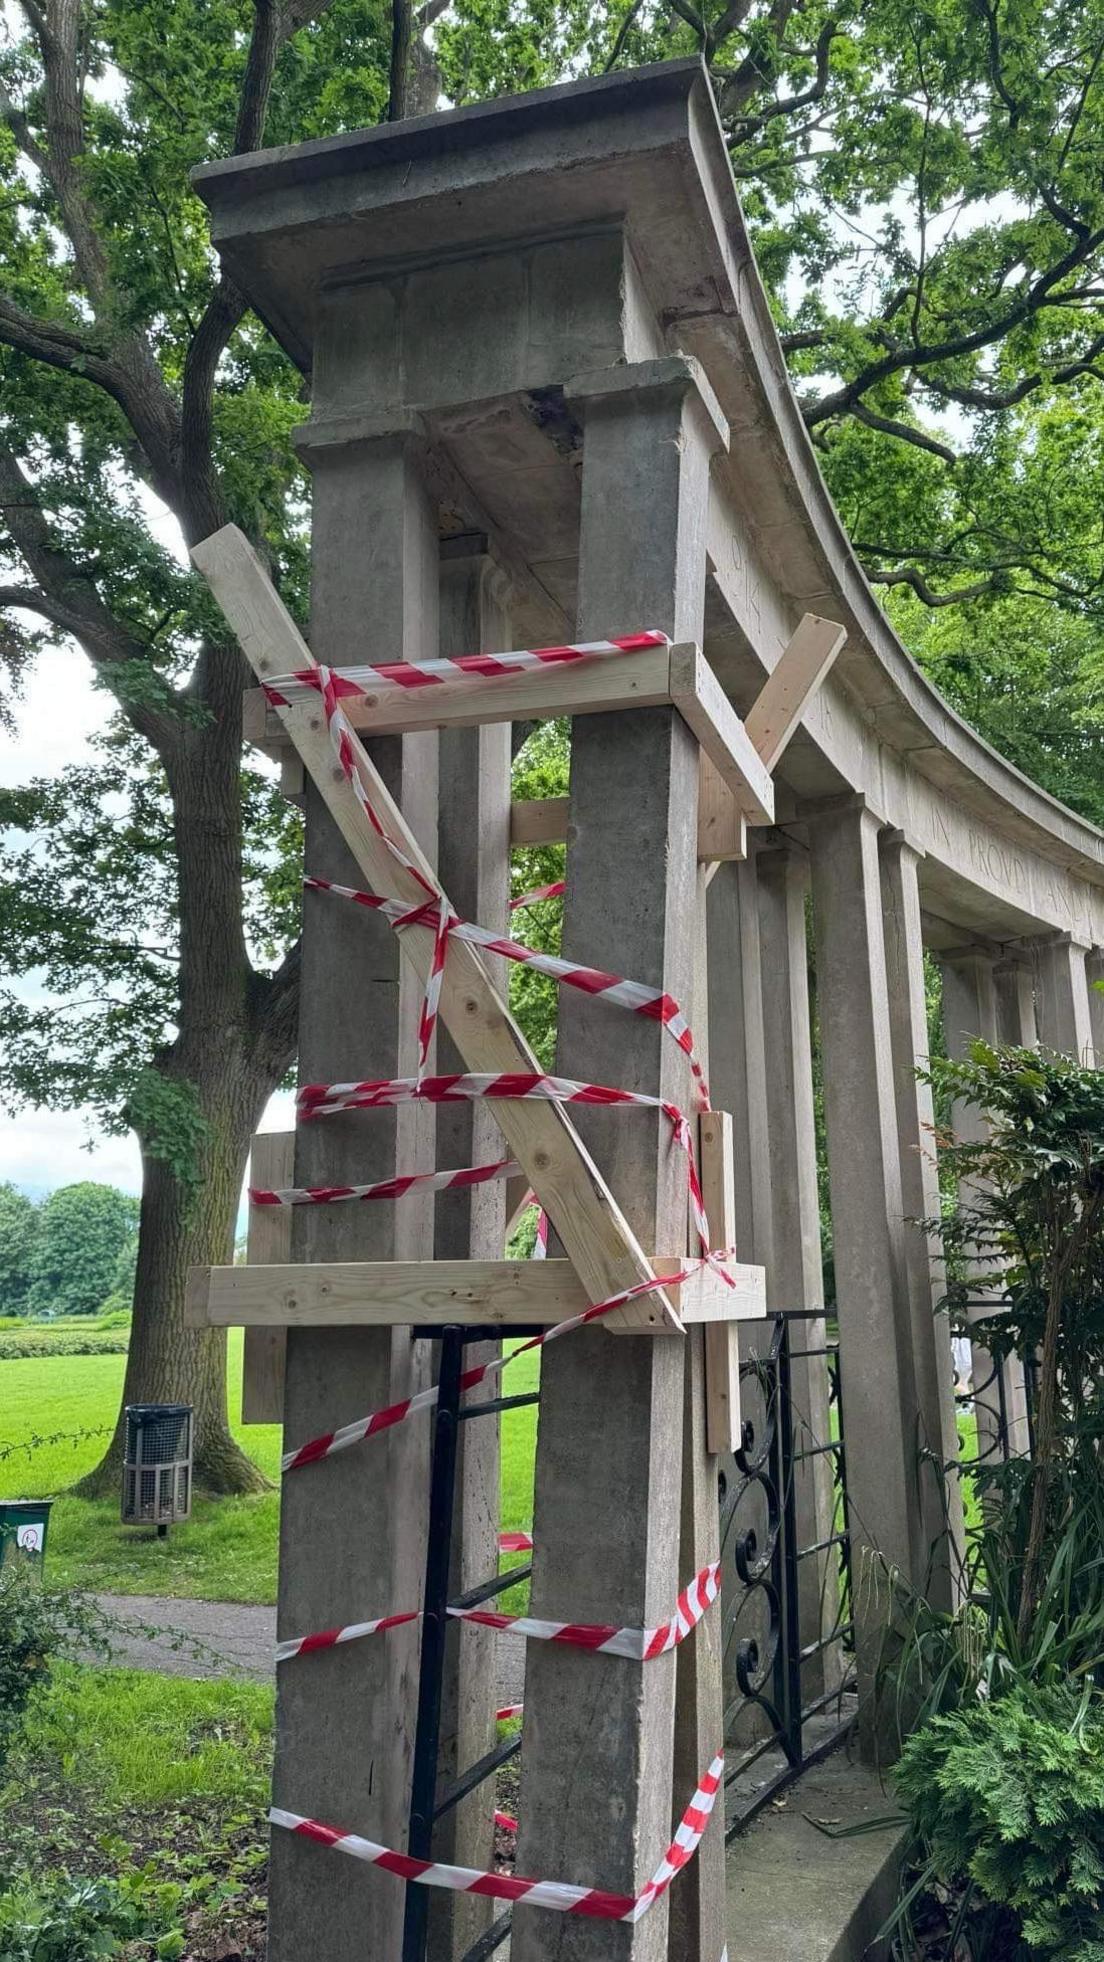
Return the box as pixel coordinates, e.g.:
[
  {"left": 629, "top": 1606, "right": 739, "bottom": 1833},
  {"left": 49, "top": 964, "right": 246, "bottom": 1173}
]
[{"left": 93, "top": 1592, "right": 525, "bottom": 1705}]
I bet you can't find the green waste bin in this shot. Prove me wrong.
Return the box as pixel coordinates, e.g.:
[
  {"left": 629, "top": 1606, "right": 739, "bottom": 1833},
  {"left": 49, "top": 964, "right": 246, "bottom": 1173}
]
[{"left": 0, "top": 1499, "right": 52, "bottom": 1573}]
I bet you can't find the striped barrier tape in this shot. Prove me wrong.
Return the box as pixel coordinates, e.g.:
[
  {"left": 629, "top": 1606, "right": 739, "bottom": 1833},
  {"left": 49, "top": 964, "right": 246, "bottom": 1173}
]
[
  {"left": 262, "top": 633, "right": 668, "bottom": 706},
  {"left": 498, "top": 1534, "right": 533, "bottom": 1554},
  {"left": 250, "top": 1157, "right": 520, "bottom": 1210},
  {"left": 495, "top": 1702, "right": 524, "bottom": 1720},
  {"left": 281, "top": 1259, "right": 714, "bottom": 1473},
  {"left": 494, "top": 1809, "right": 518, "bottom": 1832},
  {"left": 510, "top": 880, "right": 565, "bottom": 911},
  {"left": 295, "top": 1071, "right": 715, "bottom": 1264},
  {"left": 270, "top": 1747, "right": 722, "bottom": 1923},
  {"left": 305, "top": 877, "right": 709, "bottom": 1110},
  {"left": 454, "top": 1560, "right": 721, "bottom": 1662},
  {"left": 274, "top": 1563, "right": 720, "bottom": 1665}
]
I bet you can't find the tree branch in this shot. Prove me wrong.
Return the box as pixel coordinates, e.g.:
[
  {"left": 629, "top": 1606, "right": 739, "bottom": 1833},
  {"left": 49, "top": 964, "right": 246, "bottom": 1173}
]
[
  {"left": 388, "top": 0, "right": 414, "bottom": 119},
  {"left": 865, "top": 564, "right": 997, "bottom": 606},
  {"left": 0, "top": 443, "right": 177, "bottom": 749},
  {"left": 849, "top": 401, "right": 957, "bottom": 464},
  {"left": 728, "top": 20, "right": 838, "bottom": 138}
]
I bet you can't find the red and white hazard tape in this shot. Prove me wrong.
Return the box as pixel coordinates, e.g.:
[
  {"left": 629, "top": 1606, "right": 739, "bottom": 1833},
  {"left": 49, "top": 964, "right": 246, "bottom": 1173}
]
[
  {"left": 498, "top": 1533, "right": 533, "bottom": 1554},
  {"left": 294, "top": 1072, "right": 715, "bottom": 1261},
  {"left": 262, "top": 633, "right": 667, "bottom": 707},
  {"left": 270, "top": 1747, "right": 723, "bottom": 1923},
  {"left": 494, "top": 1809, "right": 517, "bottom": 1832},
  {"left": 274, "top": 1562, "right": 720, "bottom": 1665},
  {"left": 456, "top": 1560, "right": 720, "bottom": 1662},
  {"left": 495, "top": 1702, "right": 524, "bottom": 1720},
  {"left": 282, "top": 1259, "right": 708, "bottom": 1473},
  {"left": 510, "top": 880, "right": 565, "bottom": 911},
  {"left": 305, "top": 878, "right": 709, "bottom": 1110},
  {"left": 250, "top": 1157, "right": 519, "bottom": 1210}
]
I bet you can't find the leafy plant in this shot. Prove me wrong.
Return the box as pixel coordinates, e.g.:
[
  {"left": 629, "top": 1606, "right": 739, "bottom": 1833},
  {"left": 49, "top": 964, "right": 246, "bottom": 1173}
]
[
  {"left": 893, "top": 1685, "right": 1104, "bottom": 1958},
  {"left": 0, "top": 1870, "right": 184, "bottom": 1962},
  {"left": 0, "top": 1573, "right": 106, "bottom": 1779},
  {"left": 922, "top": 1045, "right": 1104, "bottom": 1642}
]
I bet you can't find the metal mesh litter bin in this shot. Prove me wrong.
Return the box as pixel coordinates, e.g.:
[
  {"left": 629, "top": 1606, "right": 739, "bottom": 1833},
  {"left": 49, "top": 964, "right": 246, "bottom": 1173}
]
[
  {"left": 0, "top": 1498, "right": 52, "bottom": 1573},
  {"left": 122, "top": 1404, "right": 192, "bottom": 1530}
]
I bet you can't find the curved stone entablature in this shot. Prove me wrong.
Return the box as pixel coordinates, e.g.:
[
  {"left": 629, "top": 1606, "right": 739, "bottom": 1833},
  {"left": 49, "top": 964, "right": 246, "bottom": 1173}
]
[{"left": 194, "top": 58, "right": 1104, "bottom": 950}]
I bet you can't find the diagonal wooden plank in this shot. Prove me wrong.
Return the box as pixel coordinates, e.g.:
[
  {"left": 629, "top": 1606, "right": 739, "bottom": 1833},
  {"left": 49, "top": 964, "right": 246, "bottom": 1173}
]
[
  {"left": 192, "top": 523, "right": 681, "bottom": 1331},
  {"left": 744, "top": 613, "right": 848, "bottom": 772}
]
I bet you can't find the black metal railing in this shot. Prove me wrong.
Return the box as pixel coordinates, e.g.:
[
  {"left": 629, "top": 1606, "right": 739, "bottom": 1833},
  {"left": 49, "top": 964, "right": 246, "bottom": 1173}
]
[
  {"left": 954, "top": 1339, "right": 1037, "bottom": 1466},
  {"left": 404, "top": 1323, "right": 538, "bottom": 1962},
  {"left": 721, "top": 1311, "right": 856, "bottom": 1837}
]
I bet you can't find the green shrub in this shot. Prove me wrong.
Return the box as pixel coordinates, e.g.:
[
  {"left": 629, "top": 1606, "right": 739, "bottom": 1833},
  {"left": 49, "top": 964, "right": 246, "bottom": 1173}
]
[
  {"left": 894, "top": 1684, "right": 1104, "bottom": 1957},
  {"left": 0, "top": 1573, "right": 105, "bottom": 1778},
  {"left": 0, "top": 1329, "right": 127, "bottom": 1361},
  {"left": 0, "top": 1871, "right": 184, "bottom": 1961}
]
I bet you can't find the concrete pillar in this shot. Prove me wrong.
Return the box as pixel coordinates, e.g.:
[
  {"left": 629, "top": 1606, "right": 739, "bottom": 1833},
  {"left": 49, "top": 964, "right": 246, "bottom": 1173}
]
[
  {"left": 755, "top": 841, "right": 842, "bottom": 1686},
  {"left": 940, "top": 954, "right": 1030, "bottom": 1464},
  {"left": 430, "top": 537, "right": 513, "bottom": 1958},
  {"left": 1086, "top": 950, "right": 1104, "bottom": 1061},
  {"left": 513, "top": 356, "right": 726, "bottom": 1962},
  {"left": 1033, "top": 934, "right": 1095, "bottom": 1062},
  {"left": 269, "top": 422, "right": 439, "bottom": 1960},
  {"left": 994, "top": 958, "right": 1037, "bottom": 1050},
  {"left": 806, "top": 798, "right": 923, "bottom": 1734},
  {"left": 878, "top": 834, "right": 964, "bottom": 1610}
]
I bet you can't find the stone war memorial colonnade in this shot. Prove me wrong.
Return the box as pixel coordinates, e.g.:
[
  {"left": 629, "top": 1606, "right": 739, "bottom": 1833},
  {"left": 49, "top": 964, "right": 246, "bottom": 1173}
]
[{"left": 184, "top": 56, "right": 1104, "bottom": 1962}]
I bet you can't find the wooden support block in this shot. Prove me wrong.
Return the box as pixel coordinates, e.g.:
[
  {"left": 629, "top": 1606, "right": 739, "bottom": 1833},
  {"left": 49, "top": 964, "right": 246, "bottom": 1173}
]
[
  {"left": 242, "top": 1131, "right": 293, "bottom": 1424},
  {"left": 699, "top": 1110, "right": 751, "bottom": 1453},
  {"left": 510, "top": 797, "right": 570, "bottom": 846},
  {"left": 669, "top": 644, "right": 775, "bottom": 825},
  {"left": 504, "top": 1173, "right": 531, "bottom": 1239},
  {"left": 697, "top": 752, "right": 747, "bottom": 865},
  {"left": 512, "top": 779, "right": 746, "bottom": 867},
  {"left": 744, "top": 613, "right": 847, "bottom": 771},
  {"left": 187, "top": 1252, "right": 764, "bottom": 1332},
  {"left": 194, "top": 525, "right": 681, "bottom": 1332}
]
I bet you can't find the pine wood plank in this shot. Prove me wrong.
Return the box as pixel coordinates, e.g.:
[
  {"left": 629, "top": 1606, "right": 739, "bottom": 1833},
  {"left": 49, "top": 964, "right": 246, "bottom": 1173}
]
[
  {"left": 241, "top": 1131, "right": 293, "bottom": 1424},
  {"left": 699, "top": 1110, "right": 751, "bottom": 1452},
  {"left": 744, "top": 614, "right": 847, "bottom": 771},
  {"left": 668, "top": 645, "right": 775, "bottom": 825},
  {"left": 509, "top": 796, "right": 571, "bottom": 846},
  {"left": 187, "top": 1254, "right": 764, "bottom": 1330}
]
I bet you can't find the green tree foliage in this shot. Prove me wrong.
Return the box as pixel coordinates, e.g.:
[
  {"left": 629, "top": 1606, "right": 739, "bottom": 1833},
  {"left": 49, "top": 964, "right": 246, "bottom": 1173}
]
[
  {"left": 0, "top": 1186, "right": 38, "bottom": 1317},
  {"left": 25, "top": 1183, "right": 139, "bottom": 1320}
]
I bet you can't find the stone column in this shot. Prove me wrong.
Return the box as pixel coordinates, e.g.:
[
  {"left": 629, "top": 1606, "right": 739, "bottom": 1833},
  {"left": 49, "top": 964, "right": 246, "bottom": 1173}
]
[
  {"left": 994, "top": 958, "right": 1037, "bottom": 1050},
  {"left": 878, "top": 833, "right": 964, "bottom": 1610},
  {"left": 1033, "top": 933, "right": 1095, "bottom": 1062},
  {"left": 755, "top": 840, "right": 842, "bottom": 1685},
  {"left": 807, "top": 797, "right": 923, "bottom": 1738},
  {"left": 1087, "top": 951, "right": 1104, "bottom": 1061},
  {"left": 430, "top": 537, "right": 513, "bottom": 1957},
  {"left": 268, "top": 420, "right": 439, "bottom": 1962},
  {"left": 512, "top": 356, "right": 726, "bottom": 1962},
  {"left": 940, "top": 954, "right": 1030, "bottom": 1464}
]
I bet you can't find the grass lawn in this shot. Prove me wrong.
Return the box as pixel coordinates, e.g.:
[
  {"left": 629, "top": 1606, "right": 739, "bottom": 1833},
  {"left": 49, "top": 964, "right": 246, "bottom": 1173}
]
[
  {"left": 1, "top": 1663, "right": 273, "bottom": 1959},
  {"left": 0, "top": 1331, "right": 539, "bottom": 1606}
]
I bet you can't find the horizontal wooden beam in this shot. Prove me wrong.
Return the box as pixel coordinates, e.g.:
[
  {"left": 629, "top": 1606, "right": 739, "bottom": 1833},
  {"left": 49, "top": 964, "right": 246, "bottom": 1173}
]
[
  {"left": 510, "top": 796, "right": 570, "bottom": 847},
  {"left": 511, "top": 759, "right": 749, "bottom": 864},
  {"left": 244, "top": 639, "right": 774, "bottom": 828},
  {"left": 187, "top": 1254, "right": 766, "bottom": 1335}
]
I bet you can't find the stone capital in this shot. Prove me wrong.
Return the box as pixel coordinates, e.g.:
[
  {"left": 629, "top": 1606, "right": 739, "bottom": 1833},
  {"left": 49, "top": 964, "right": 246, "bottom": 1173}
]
[
  {"left": 565, "top": 354, "right": 729, "bottom": 456},
  {"left": 880, "top": 825, "right": 926, "bottom": 863},
  {"left": 292, "top": 406, "right": 428, "bottom": 469}
]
